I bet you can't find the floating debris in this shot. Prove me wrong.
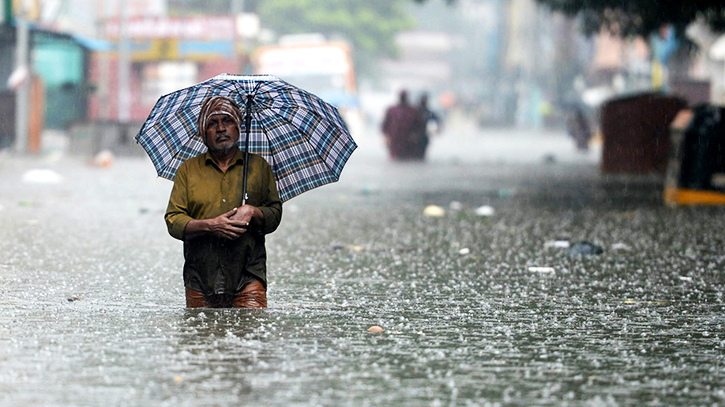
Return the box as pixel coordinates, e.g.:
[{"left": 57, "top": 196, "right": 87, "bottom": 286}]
[
  {"left": 449, "top": 201, "right": 463, "bottom": 212},
  {"left": 679, "top": 276, "right": 693, "bottom": 281},
  {"left": 67, "top": 297, "right": 83, "bottom": 302},
  {"left": 423, "top": 205, "right": 445, "bottom": 217},
  {"left": 173, "top": 376, "right": 184, "bottom": 383},
  {"left": 528, "top": 266, "right": 555, "bottom": 273},
  {"left": 332, "top": 244, "right": 364, "bottom": 252},
  {"left": 544, "top": 240, "right": 570, "bottom": 249},
  {"left": 568, "top": 241, "right": 603, "bottom": 256},
  {"left": 92, "top": 150, "right": 114, "bottom": 168},
  {"left": 21, "top": 169, "right": 63, "bottom": 184},
  {"left": 622, "top": 299, "right": 669, "bottom": 305},
  {"left": 610, "top": 242, "right": 632, "bottom": 251},
  {"left": 459, "top": 248, "right": 470, "bottom": 255},
  {"left": 367, "top": 326, "right": 383, "bottom": 333},
  {"left": 475, "top": 205, "right": 495, "bottom": 217}
]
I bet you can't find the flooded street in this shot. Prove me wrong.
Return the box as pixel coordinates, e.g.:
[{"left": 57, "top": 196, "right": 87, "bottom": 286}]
[{"left": 1, "top": 128, "right": 724, "bottom": 406}]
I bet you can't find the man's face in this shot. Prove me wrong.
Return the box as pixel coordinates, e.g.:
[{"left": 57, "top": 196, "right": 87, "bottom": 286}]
[{"left": 205, "top": 113, "right": 240, "bottom": 155}]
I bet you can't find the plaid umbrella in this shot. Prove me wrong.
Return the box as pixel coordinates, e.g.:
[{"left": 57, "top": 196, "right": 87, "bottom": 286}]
[{"left": 135, "top": 73, "right": 357, "bottom": 202}]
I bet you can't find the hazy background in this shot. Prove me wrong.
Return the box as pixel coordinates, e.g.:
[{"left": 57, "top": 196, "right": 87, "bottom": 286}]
[{"left": 1, "top": 0, "right": 723, "bottom": 157}]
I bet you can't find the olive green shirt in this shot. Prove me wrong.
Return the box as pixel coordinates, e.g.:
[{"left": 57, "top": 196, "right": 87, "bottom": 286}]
[{"left": 165, "top": 149, "right": 282, "bottom": 295}]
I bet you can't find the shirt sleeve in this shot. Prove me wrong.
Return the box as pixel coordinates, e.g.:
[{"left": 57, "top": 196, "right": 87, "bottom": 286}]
[
  {"left": 164, "top": 162, "right": 194, "bottom": 240},
  {"left": 257, "top": 159, "right": 282, "bottom": 235}
]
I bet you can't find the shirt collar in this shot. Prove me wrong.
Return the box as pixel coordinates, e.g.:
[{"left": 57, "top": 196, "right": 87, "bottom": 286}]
[{"left": 203, "top": 148, "right": 245, "bottom": 167}]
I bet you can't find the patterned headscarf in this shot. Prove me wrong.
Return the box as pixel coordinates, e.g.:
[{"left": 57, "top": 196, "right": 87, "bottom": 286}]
[{"left": 196, "top": 95, "right": 243, "bottom": 141}]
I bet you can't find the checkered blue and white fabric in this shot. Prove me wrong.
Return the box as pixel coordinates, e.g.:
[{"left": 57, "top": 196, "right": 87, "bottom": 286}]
[{"left": 135, "top": 74, "right": 357, "bottom": 202}]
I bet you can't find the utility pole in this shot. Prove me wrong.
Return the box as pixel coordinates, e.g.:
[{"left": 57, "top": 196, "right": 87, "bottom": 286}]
[
  {"left": 97, "top": 0, "right": 111, "bottom": 121},
  {"left": 14, "top": 0, "right": 30, "bottom": 154},
  {"left": 118, "top": 0, "right": 131, "bottom": 123}
]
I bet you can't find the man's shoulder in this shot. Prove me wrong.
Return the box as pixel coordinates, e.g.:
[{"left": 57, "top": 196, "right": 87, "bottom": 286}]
[
  {"left": 180, "top": 153, "right": 207, "bottom": 168},
  {"left": 173, "top": 154, "right": 207, "bottom": 180},
  {"left": 249, "top": 153, "right": 270, "bottom": 166}
]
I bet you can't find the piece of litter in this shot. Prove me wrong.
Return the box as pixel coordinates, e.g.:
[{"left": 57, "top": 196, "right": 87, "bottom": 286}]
[
  {"left": 611, "top": 242, "right": 632, "bottom": 251},
  {"left": 544, "top": 240, "right": 570, "bottom": 249},
  {"left": 174, "top": 376, "right": 184, "bottom": 383},
  {"left": 459, "top": 248, "right": 470, "bottom": 255},
  {"left": 622, "top": 299, "right": 669, "bottom": 305},
  {"left": 678, "top": 276, "right": 693, "bottom": 281},
  {"left": 67, "top": 297, "right": 83, "bottom": 302},
  {"left": 367, "top": 326, "right": 383, "bottom": 333},
  {"left": 528, "top": 267, "right": 555, "bottom": 273},
  {"left": 22, "top": 169, "right": 63, "bottom": 184},
  {"left": 331, "top": 244, "right": 364, "bottom": 252},
  {"left": 568, "top": 241, "right": 603, "bottom": 256},
  {"left": 475, "top": 205, "right": 495, "bottom": 217},
  {"left": 423, "top": 205, "right": 445, "bottom": 217},
  {"left": 92, "top": 150, "right": 114, "bottom": 168}
]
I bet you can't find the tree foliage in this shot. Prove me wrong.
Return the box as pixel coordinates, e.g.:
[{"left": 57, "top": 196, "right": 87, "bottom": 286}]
[
  {"left": 257, "top": 0, "right": 416, "bottom": 75},
  {"left": 535, "top": 0, "right": 725, "bottom": 37}
]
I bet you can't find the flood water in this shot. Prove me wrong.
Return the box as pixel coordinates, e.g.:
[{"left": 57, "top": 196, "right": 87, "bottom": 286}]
[{"left": 1, "top": 129, "right": 724, "bottom": 406}]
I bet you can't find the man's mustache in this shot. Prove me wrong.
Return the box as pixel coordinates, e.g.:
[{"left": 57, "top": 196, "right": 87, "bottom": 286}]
[{"left": 215, "top": 134, "right": 232, "bottom": 143}]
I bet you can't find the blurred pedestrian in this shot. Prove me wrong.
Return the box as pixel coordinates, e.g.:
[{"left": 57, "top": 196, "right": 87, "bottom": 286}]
[
  {"left": 382, "top": 90, "right": 426, "bottom": 161},
  {"left": 165, "top": 95, "right": 283, "bottom": 308},
  {"left": 416, "top": 92, "right": 442, "bottom": 160},
  {"left": 565, "top": 105, "right": 592, "bottom": 152}
]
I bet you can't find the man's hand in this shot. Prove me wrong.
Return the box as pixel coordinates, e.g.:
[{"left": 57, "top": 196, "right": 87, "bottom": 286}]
[
  {"left": 184, "top": 208, "right": 248, "bottom": 240},
  {"left": 230, "top": 204, "right": 264, "bottom": 231},
  {"left": 207, "top": 208, "right": 249, "bottom": 239}
]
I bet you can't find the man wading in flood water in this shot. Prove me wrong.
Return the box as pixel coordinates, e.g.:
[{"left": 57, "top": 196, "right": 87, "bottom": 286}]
[{"left": 164, "top": 95, "right": 282, "bottom": 308}]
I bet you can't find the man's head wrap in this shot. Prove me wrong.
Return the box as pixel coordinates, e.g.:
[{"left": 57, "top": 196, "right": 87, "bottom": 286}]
[{"left": 196, "top": 95, "right": 243, "bottom": 141}]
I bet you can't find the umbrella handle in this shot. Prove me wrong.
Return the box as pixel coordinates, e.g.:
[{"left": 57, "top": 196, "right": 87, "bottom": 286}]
[{"left": 242, "top": 94, "right": 253, "bottom": 206}]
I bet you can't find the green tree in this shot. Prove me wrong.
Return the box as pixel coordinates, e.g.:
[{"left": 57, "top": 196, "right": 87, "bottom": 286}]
[
  {"left": 535, "top": 0, "right": 725, "bottom": 37},
  {"left": 257, "top": 0, "right": 416, "bottom": 76}
]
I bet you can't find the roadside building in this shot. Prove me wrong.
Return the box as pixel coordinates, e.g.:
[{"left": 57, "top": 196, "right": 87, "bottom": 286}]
[{"left": 0, "top": 21, "right": 94, "bottom": 151}]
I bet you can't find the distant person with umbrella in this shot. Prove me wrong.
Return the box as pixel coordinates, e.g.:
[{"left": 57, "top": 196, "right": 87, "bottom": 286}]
[
  {"left": 165, "top": 95, "right": 283, "bottom": 308},
  {"left": 382, "top": 89, "right": 426, "bottom": 161}
]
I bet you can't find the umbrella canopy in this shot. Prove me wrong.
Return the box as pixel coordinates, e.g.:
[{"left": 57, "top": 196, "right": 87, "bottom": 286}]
[{"left": 135, "top": 73, "right": 357, "bottom": 202}]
